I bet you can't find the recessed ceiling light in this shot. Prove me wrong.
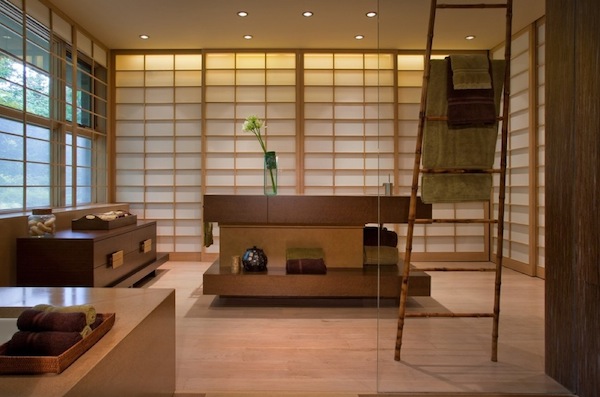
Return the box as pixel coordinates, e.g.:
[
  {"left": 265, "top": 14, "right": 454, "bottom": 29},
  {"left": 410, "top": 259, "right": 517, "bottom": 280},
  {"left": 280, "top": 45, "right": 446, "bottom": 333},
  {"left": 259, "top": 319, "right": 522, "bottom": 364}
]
[
  {"left": 139, "top": 34, "right": 149, "bottom": 40},
  {"left": 243, "top": 35, "right": 253, "bottom": 40},
  {"left": 465, "top": 35, "right": 476, "bottom": 40},
  {"left": 355, "top": 35, "right": 365, "bottom": 40},
  {"left": 366, "top": 11, "right": 377, "bottom": 18},
  {"left": 302, "top": 11, "right": 313, "bottom": 17},
  {"left": 237, "top": 11, "right": 248, "bottom": 17}
]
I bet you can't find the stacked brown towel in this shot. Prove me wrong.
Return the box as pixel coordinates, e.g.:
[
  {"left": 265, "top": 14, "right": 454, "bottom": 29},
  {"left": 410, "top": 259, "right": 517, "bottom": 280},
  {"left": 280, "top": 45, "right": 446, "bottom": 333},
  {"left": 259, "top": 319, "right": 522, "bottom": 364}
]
[
  {"left": 33, "top": 303, "right": 97, "bottom": 326},
  {"left": 4, "top": 305, "right": 100, "bottom": 356},
  {"left": 285, "top": 248, "right": 327, "bottom": 274},
  {"left": 33, "top": 304, "right": 97, "bottom": 337},
  {"left": 17, "top": 309, "right": 87, "bottom": 333},
  {"left": 6, "top": 331, "right": 82, "bottom": 356},
  {"left": 286, "top": 258, "right": 327, "bottom": 274},
  {"left": 447, "top": 55, "right": 496, "bottom": 127},
  {"left": 363, "top": 226, "right": 398, "bottom": 247}
]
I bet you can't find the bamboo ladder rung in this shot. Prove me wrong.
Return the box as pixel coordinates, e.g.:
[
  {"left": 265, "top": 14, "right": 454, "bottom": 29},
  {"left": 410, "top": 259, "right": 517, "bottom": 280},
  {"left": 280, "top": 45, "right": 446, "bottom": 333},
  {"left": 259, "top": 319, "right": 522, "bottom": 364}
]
[
  {"left": 416, "top": 267, "right": 497, "bottom": 272},
  {"left": 421, "top": 168, "right": 502, "bottom": 174},
  {"left": 426, "top": 116, "right": 504, "bottom": 121},
  {"left": 406, "top": 312, "right": 495, "bottom": 318},
  {"left": 415, "top": 218, "right": 498, "bottom": 224}
]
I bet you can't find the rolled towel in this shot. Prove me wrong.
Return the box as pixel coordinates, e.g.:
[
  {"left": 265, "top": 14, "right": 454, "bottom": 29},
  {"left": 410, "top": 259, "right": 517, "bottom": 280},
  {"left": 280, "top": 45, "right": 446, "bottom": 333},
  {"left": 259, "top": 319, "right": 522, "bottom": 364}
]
[
  {"left": 33, "top": 304, "right": 97, "bottom": 325},
  {"left": 90, "top": 313, "right": 104, "bottom": 330},
  {"left": 6, "top": 331, "right": 82, "bottom": 356},
  {"left": 17, "top": 309, "right": 87, "bottom": 333},
  {"left": 80, "top": 325, "right": 93, "bottom": 338}
]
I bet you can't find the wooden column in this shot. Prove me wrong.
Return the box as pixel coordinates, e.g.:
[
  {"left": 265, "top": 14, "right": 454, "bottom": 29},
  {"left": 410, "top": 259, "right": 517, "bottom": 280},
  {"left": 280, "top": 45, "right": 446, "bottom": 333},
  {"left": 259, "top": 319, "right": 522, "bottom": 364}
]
[{"left": 545, "top": 0, "right": 600, "bottom": 395}]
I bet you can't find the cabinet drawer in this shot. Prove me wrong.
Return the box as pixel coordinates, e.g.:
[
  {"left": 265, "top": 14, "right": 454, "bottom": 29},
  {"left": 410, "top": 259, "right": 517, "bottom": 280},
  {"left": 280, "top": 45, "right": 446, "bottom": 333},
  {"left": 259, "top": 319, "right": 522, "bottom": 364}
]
[{"left": 93, "top": 223, "right": 157, "bottom": 287}]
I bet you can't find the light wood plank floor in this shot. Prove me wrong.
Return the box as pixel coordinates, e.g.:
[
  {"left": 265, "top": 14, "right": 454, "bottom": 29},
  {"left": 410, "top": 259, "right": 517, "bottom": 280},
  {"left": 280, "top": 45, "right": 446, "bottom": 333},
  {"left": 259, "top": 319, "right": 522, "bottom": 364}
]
[{"left": 141, "top": 261, "right": 573, "bottom": 396}]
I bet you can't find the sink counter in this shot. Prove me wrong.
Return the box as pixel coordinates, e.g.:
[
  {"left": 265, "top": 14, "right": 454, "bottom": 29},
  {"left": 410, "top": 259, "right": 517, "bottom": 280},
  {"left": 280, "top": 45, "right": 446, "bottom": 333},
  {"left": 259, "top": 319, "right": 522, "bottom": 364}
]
[{"left": 0, "top": 287, "right": 175, "bottom": 397}]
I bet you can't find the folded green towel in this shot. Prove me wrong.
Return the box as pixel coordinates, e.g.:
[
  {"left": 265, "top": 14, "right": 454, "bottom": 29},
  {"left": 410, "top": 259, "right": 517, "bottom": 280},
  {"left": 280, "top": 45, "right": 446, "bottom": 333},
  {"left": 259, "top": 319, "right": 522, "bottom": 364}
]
[
  {"left": 422, "top": 174, "right": 492, "bottom": 203},
  {"left": 449, "top": 54, "right": 492, "bottom": 89},
  {"left": 286, "top": 247, "right": 324, "bottom": 260},
  {"left": 203, "top": 221, "right": 213, "bottom": 247},
  {"left": 364, "top": 246, "right": 399, "bottom": 265},
  {"left": 421, "top": 58, "right": 505, "bottom": 204}
]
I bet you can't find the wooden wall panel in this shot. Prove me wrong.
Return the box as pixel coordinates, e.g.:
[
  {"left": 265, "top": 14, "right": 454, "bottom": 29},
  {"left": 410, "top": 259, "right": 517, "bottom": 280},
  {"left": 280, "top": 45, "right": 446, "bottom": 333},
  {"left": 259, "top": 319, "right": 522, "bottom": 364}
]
[{"left": 545, "top": 0, "right": 600, "bottom": 396}]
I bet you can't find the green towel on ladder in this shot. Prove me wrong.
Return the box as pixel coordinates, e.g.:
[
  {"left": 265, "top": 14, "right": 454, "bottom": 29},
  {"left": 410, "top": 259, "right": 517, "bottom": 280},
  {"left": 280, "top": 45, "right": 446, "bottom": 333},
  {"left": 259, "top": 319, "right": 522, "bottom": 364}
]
[{"left": 421, "top": 58, "right": 505, "bottom": 203}]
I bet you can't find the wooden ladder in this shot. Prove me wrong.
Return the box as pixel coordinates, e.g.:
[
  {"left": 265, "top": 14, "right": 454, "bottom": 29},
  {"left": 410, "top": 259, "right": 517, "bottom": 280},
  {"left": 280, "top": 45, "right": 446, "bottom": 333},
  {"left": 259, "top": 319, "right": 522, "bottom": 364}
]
[{"left": 394, "top": 0, "right": 513, "bottom": 362}]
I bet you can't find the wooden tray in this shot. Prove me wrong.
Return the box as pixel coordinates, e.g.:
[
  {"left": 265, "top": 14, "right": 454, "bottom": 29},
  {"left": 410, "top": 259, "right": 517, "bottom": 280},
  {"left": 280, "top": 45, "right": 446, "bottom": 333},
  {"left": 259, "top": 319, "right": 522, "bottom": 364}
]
[
  {"left": 0, "top": 313, "right": 115, "bottom": 374},
  {"left": 72, "top": 215, "right": 136, "bottom": 230}
]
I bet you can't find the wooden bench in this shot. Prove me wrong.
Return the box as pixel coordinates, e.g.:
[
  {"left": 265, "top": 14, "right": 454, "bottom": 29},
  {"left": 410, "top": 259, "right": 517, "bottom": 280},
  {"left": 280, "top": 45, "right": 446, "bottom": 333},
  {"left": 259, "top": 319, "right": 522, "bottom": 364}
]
[{"left": 203, "top": 260, "right": 431, "bottom": 298}]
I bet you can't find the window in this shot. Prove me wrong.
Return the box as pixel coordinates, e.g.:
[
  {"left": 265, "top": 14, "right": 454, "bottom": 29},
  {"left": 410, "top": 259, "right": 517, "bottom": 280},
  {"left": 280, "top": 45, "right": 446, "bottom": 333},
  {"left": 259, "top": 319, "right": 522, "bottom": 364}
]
[{"left": 0, "top": 0, "right": 107, "bottom": 212}]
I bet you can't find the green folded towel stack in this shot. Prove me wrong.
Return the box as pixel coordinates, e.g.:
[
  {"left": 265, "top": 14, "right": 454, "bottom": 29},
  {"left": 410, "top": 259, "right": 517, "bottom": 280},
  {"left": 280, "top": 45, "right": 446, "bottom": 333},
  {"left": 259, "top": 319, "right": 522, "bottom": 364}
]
[{"left": 421, "top": 58, "right": 505, "bottom": 203}]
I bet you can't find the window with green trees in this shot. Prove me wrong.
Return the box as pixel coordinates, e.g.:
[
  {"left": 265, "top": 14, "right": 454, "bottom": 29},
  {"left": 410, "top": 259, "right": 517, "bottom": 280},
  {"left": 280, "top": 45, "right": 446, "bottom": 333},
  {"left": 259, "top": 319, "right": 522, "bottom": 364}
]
[{"left": 0, "top": 0, "right": 107, "bottom": 211}]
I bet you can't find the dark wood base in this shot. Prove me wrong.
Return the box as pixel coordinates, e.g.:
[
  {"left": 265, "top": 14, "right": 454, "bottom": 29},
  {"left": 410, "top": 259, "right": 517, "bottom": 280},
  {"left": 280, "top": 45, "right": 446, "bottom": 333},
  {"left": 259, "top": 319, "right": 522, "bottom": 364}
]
[{"left": 202, "top": 261, "right": 430, "bottom": 299}]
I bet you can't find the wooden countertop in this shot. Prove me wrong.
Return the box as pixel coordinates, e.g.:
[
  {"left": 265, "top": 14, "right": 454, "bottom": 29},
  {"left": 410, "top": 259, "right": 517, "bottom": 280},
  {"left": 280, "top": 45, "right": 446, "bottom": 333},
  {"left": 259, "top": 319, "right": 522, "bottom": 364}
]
[
  {"left": 203, "top": 195, "right": 432, "bottom": 226},
  {"left": 0, "top": 287, "right": 175, "bottom": 397}
]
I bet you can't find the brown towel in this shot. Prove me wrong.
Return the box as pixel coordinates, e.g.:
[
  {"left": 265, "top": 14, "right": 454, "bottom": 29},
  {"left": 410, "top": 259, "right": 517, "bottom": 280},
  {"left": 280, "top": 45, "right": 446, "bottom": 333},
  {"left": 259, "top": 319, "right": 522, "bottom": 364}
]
[
  {"left": 286, "top": 258, "right": 327, "bottom": 274},
  {"left": 363, "top": 226, "right": 398, "bottom": 247},
  {"left": 447, "top": 57, "right": 497, "bottom": 127},
  {"left": 6, "top": 331, "right": 82, "bottom": 356},
  {"left": 90, "top": 313, "right": 104, "bottom": 330},
  {"left": 17, "top": 309, "right": 87, "bottom": 333},
  {"left": 32, "top": 303, "right": 97, "bottom": 325}
]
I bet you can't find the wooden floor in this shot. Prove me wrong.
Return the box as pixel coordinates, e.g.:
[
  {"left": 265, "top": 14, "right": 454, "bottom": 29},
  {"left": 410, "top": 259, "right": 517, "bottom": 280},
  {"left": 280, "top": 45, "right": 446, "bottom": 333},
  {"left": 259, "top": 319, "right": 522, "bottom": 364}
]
[{"left": 141, "top": 261, "right": 574, "bottom": 397}]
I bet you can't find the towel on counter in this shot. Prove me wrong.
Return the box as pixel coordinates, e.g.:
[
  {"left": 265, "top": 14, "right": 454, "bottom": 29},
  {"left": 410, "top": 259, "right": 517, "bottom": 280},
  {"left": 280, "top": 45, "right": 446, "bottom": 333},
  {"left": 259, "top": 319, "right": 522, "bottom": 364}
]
[
  {"left": 203, "top": 221, "right": 213, "bottom": 247},
  {"left": 421, "top": 58, "right": 505, "bottom": 203},
  {"left": 286, "top": 258, "right": 327, "bottom": 274},
  {"left": 447, "top": 56, "right": 497, "bottom": 126},
  {"left": 286, "top": 247, "right": 325, "bottom": 261},
  {"left": 6, "top": 331, "right": 82, "bottom": 356},
  {"left": 364, "top": 246, "right": 399, "bottom": 265},
  {"left": 363, "top": 226, "right": 398, "bottom": 247},
  {"left": 449, "top": 54, "right": 492, "bottom": 89},
  {"left": 32, "top": 303, "right": 97, "bottom": 326},
  {"left": 17, "top": 309, "right": 88, "bottom": 333}
]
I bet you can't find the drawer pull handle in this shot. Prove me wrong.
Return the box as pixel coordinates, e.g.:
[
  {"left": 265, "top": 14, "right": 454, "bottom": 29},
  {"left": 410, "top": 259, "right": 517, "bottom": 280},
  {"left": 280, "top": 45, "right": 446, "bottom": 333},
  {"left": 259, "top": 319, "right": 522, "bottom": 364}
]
[
  {"left": 109, "top": 250, "right": 124, "bottom": 268},
  {"left": 140, "top": 239, "right": 152, "bottom": 253}
]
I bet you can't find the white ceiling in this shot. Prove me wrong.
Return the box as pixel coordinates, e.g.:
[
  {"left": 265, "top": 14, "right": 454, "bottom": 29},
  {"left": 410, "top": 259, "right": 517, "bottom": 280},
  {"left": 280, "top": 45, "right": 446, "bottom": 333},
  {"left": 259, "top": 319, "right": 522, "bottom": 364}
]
[{"left": 46, "top": 0, "right": 545, "bottom": 51}]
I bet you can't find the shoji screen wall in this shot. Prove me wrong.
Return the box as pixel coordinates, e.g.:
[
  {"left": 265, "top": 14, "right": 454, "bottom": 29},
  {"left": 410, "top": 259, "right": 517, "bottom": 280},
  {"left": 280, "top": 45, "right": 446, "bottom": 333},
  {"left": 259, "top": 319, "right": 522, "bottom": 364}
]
[
  {"left": 491, "top": 22, "right": 545, "bottom": 276},
  {"left": 111, "top": 43, "right": 544, "bottom": 271},
  {"left": 302, "top": 52, "right": 395, "bottom": 195},
  {"left": 203, "top": 52, "right": 297, "bottom": 197},
  {"left": 202, "top": 52, "right": 298, "bottom": 255},
  {"left": 114, "top": 53, "right": 203, "bottom": 256}
]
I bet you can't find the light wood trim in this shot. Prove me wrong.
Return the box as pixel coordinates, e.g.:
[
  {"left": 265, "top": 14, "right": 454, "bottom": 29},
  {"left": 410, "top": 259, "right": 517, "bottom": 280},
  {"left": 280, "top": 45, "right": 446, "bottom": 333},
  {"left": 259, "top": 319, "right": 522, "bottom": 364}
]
[{"left": 528, "top": 23, "right": 539, "bottom": 276}]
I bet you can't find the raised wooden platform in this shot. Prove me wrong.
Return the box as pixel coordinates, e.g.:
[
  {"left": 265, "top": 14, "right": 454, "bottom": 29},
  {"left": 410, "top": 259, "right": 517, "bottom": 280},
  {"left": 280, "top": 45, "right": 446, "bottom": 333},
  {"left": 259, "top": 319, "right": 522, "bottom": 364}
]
[{"left": 202, "top": 261, "right": 431, "bottom": 299}]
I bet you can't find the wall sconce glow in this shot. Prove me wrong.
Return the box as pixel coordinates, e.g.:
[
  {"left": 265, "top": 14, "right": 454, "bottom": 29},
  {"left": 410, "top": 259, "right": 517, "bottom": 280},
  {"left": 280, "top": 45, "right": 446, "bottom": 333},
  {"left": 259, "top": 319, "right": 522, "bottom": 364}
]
[
  {"left": 355, "top": 35, "right": 364, "bottom": 40},
  {"left": 302, "top": 11, "right": 313, "bottom": 17},
  {"left": 139, "top": 34, "right": 149, "bottom": 40},
  {"left": 366, "top": 11, "right": 377, "bottom": 18},
  {"left": 237, "top": 11, "right": 248, "bottom": 17},
  {"left": 465, "top": 35, "right": 476, "bottom": 40},
  {"left": 243, "top": 35, "right": 253, "bottom": 40}
]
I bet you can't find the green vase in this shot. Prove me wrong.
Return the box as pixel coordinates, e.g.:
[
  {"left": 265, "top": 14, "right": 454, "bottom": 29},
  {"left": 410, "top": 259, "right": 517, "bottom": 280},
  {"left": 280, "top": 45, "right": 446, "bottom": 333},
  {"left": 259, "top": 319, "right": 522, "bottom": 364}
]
[{"left": 264, "top": 151, "right": 278, "bottom": 196}]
